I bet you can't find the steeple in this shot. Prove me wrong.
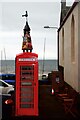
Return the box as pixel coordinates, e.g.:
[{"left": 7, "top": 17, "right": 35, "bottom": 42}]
[
  {"left": 22, "top": 11, "right": 33, "bottom": 52},
  {"left": 22, "top": 11, "right": 30, "bottom": 35}
]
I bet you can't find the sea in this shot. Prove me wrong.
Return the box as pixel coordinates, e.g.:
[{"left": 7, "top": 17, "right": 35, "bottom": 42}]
[{"left": 0, "top": 60, "right": 58, "bottom": 79}]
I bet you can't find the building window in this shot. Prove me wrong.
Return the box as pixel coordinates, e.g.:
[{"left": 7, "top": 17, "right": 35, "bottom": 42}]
[
  {"left": 71, "top": 15, "right": 75, "bottom": 62},
  {"left": 62, "top": 28, "right": 64, "bottom": 61}
]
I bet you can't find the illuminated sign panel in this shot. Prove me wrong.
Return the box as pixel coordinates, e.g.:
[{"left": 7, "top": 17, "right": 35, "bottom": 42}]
[{"left": 19, "top": 58, "right": 37, "bottom": 61}]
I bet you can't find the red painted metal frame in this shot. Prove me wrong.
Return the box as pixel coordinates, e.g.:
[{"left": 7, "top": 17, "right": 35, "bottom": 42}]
[{"left": 15, "top": 52, "right": 38, "bottom": 116}]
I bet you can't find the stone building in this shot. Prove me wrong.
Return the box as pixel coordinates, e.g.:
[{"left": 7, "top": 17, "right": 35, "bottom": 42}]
[
  {"left": 60, "top": 0, "right": 70, "bottom": 25},
  {"left": 58, "top": 1, "right": 80, "bottom": 92}
]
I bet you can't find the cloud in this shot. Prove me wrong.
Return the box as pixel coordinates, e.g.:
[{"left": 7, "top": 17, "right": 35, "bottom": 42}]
[
  {"left": 0, "top": 1, "right": 73, "bottom": 60},
  {"left": 1, "top": 0, "right": 61, "bottom": 3}
]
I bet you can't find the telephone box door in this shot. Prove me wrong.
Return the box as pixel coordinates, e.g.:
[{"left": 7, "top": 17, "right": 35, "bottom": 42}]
[{"left": 15, "top": 53, "right": 38, "bottom": 116}]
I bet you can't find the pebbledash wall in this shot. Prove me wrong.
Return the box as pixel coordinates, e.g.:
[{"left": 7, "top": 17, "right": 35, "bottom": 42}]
[{"left": 58, "top": 2, "right": 80, "bottom": 93}]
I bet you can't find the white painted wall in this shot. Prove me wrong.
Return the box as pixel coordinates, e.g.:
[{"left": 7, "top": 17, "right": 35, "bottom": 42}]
[
  {"left": 78, "top": 3, "right": 80, "bottom": 92},
  {"left": 59, "top": 3, "right": 80, "bottom": 92}
]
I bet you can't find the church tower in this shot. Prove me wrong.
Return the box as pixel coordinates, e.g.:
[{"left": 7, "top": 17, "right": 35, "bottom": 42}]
[
  {"left": 60, "top": 0, "right": 66, "bottom": 25},
  {"left": 60, "top": 0, "right": 70, "bottom": 25}
]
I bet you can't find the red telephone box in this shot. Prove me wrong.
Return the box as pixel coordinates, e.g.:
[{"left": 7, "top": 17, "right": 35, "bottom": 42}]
[{"left": 15, "top": 52, "right": 38, "bottom": 116}]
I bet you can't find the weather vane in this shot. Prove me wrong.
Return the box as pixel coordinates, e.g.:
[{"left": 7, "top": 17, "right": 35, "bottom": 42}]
[
  {"left": 22, "top": 11, "right": 28, "bottom": 21},
  {"left": 22, "top": 11, "right": 28, "bottom": 17}
]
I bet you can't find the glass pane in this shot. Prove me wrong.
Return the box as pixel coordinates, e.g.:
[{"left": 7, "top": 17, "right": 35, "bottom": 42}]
[{"left": 20, "top": 104, "right": 34, "bottom": 108}]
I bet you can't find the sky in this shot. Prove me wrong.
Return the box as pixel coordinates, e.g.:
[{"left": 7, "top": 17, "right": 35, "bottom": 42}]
[{"left": 0, "top": 0, "right": 74, "bottom": 60}]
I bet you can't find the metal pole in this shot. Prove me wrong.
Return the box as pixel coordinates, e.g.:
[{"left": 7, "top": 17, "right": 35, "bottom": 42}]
[
  {"left": 42, "top": 38, "right": 46, "bottom": 75},
  {"left": 44, "top": 26, "right": 58, "bottom": 29},
  {"left": 44, "top": 26, "right": 58, "bottom": 70},
  {"left": 4, "top": 48, "right": 7, "bottom": 73}
]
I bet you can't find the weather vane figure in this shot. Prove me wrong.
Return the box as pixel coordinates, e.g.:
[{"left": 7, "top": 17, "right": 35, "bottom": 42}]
[{"left": 22, "top": 11, "right": 33, "bottom": 52}]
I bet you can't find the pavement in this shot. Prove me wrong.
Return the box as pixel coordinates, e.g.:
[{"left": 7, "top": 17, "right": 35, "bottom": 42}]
[
  {"left": 2, "top": 84, "right": 80, "bottom": 120},
  {"left": 38, "top": 85, "right": 80, "bottom": 120}
]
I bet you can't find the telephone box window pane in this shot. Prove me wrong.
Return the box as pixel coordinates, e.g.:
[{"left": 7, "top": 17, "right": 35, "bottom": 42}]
[
  {"left": 21, "top": 82, "right": 32, "bottom": 86},
  {"left": 20, "top": 65, "right": 34, "bottom": 80},
  {"left": 21, "top": 98, "right": 33, "bottom": 102},
  {"left": 21, "top": 66, "right": 34, "bottom": 70},
  {"left": 21, "top": 93, "right": 33, "bottom": 97},
  {"left": 19, "top": 65, "right": 35, "bottom": 109},
  {"left": 21, "top": 71, "right": 33, "bottom": 75},
  {"left": 21, "top": 76, "right": 33, "bottom": 80},
  {"left": 21, "top": 87, "right": 33, "bottom": 92},
  {"left": 20, "top": 104, "right": 34, "bottom": 108}
]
